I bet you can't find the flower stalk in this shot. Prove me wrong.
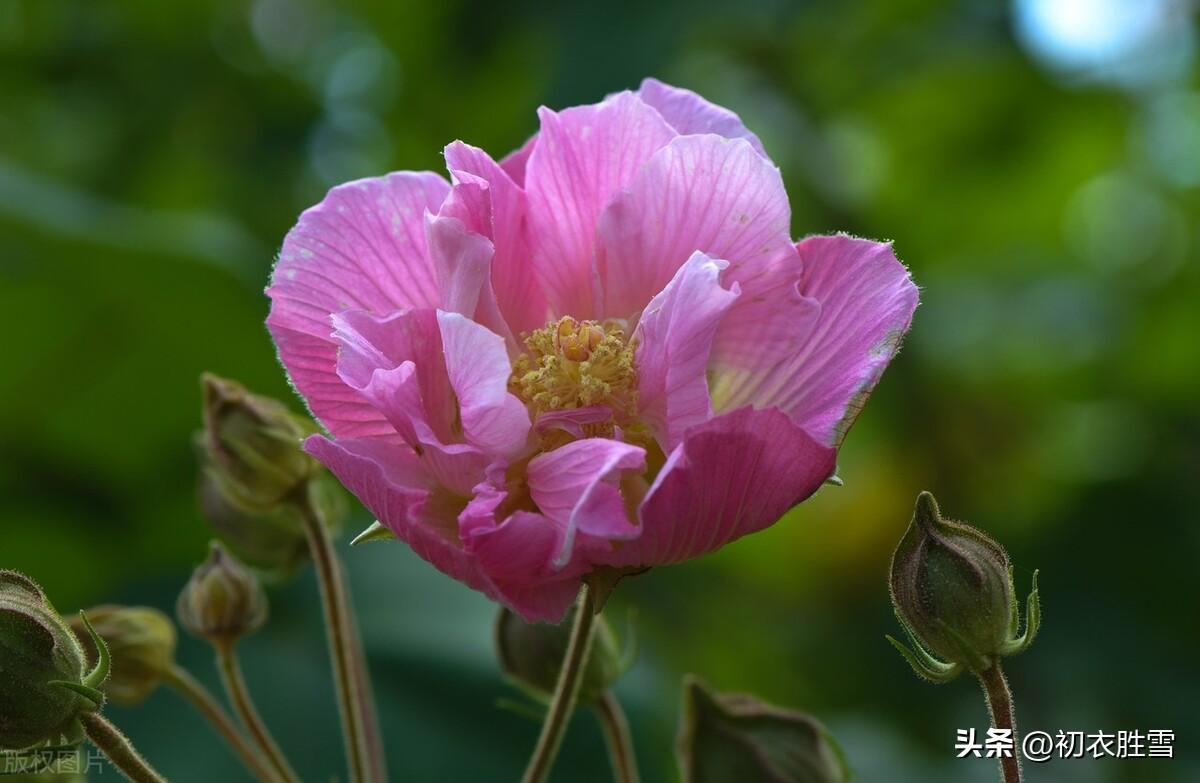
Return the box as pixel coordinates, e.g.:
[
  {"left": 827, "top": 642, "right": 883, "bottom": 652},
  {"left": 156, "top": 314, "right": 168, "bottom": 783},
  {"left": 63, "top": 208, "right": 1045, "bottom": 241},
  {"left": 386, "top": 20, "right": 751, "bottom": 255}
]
[
  {"left": 296, "top": 487, "right": 386, "bottom": 783},
  {"left": 979, "top": 662, "right": 1021, "bottom": 783},
  {"left": 214, "top": 642, "right": 300, "bottom": 783},
  {"left": 162, "top": 663, "right": 282, "bottom": 783},
  {"left": 80, "top": 711, "right": 167, "bottom": 783},
  {"left": 521, "top": 584, "right": 598, "bottom": 783},
  {"left": 595, "top": 691, "right": 639, "bottom": 783}
]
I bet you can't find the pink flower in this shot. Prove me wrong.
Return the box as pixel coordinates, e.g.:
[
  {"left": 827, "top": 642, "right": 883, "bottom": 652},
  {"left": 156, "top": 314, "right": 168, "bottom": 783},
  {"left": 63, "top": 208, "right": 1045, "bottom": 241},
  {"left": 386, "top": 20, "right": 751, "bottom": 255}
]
[{"left": 267, "top": 79, "right": 918, "bottom": 621}]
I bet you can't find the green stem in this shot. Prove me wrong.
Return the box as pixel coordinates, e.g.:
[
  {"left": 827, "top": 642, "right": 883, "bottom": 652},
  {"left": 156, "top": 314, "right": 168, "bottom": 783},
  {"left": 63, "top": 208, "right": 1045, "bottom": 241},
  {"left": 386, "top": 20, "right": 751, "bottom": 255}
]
[
  {"left": 162, "top": 663, "right": 283, "bottom": 783},
  {"left": 79, "top": 711, "right": 167, "bottom": 783},
  {"left": 297, "top": 494, "right": 384, "bottom": 783},
  {"left": 345, "top": 594, "right": 388, "bottom": 783},
  {"left": 978, "top": 662, "right": 1021, "bottom": 783},
  {"left": 215, "top": 642, "right": 301, "bottom": 783},
  {"left": 520, "top": 585, "right": 598, "bottom": 783},
  {"left": 595, "top": 691, "right": 639, "bottom": 783}
]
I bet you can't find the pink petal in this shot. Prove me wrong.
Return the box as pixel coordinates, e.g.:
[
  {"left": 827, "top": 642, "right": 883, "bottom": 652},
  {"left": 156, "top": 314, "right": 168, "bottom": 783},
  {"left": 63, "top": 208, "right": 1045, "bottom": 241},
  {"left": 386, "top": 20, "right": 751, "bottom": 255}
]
[
  {"left": 633, "top": 252, "right": 739, "bottom": 451},
  {"left": 637, "top": 78, "right": 766, "bottom": 157},
  {"left": 600, "top": 407, "right": 836, "bottom": 568},
  {"left": 710, "top": 235, "right": 919, "bottom": 447},
  {"left": 306, "top": 434, "right": 573, "bottom": 622},
  {"left": 444, "top": 142, "right": 548, "bottom": 335},
  {"left": 331, "top": 308, "right": 457, "bottom": 447},
  {"left": 527, "top": 439, "right": 646, "bottom": 569},
  {"left": 597, "top": 134, "right": 793, "bottom": 319},
  {"left": 525, "top": 91, "right": 676, "bottom": 318},
  {"left": 424, "top": 202, "right": 514, "bottom": 346},
  {"left": 436, "top": 311, "right": 531, "bottom": 459},
  {"left": 533, "top": 406, "right": 614, "bottom": 440},
  {"left": 267, "top": 172, "right": 449, "bottom": 437},
  {"left": 499, "top": 134, "right": 536, "bottom": 187}
]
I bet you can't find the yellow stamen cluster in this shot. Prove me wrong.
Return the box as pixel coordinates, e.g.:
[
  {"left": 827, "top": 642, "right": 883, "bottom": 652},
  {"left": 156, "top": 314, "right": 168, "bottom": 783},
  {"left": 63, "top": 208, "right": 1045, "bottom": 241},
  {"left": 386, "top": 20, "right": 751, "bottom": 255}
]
[{"left": 510, "top": 317, "right": 638, "bottom": 428}]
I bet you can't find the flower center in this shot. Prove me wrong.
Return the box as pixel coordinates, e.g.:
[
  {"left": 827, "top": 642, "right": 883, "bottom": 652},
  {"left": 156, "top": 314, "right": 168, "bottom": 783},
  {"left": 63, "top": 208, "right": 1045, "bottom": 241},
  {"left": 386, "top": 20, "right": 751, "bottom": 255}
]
[{"left": 510, "top": 316, "right": 638, "bottom": 428}]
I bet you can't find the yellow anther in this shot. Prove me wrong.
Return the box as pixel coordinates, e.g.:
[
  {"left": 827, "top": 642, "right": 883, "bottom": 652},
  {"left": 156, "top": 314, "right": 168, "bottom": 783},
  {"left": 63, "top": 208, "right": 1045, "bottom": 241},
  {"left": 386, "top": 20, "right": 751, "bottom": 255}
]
[{"left": 510, "top": 316, "right": 638, "bottom": 429}]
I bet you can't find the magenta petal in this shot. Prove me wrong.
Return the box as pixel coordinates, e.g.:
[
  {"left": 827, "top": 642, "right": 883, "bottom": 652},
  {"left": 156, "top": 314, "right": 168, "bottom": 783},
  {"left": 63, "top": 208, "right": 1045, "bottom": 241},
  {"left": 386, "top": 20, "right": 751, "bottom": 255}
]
[
  {"left": 599, "top": 407, "right": 835, "bottom": 568},
  {"left": 436, "top": 311, "right": 531, "bottom": 459},
  {"left": 597, "top": 134, "right": 793, "bottom": 319},
  {"left": 525, "top": 91, "right": 675, "bottom": 317},
  {"left": 305, "top": 434, "right": 474, "bottom": 570},
  {"left": 331, "top": 308, "right": 457, "bottom": 446},
  {"left": 267, "top": 172, "right": 449, "bottom": 437},
  {"left": 637, "top": 78, "right": 767, "bottom": 157},
  {"left": 424, "top": 205, "right": 514, "bottom": 346},
  {"left": 527, "top": 439, "right": 646, "bottom": 569},
  {"left": 634, "top": 252, "right": 739, "bottom": 451},
  {"left": 445, "top": 141, "right": 547, "bottom": 335},
  {"left": 711, "top": 235, "right": 919, "bottom": 447},
  {"left": 305, "top": 435, "right": 571, "bottom": 621},
  {"left": 499, "top": 134, "right": 536, "bottom": 188}
]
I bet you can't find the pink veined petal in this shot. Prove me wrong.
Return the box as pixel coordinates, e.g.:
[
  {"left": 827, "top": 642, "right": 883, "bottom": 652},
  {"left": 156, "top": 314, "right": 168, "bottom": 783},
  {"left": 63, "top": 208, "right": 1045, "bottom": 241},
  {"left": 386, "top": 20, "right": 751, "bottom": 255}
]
[
  {"left": 331, "top": 308, "right": 457, "bottom": 447},
  {"left": 708, "top": 245, "right": 822, "bottom": 372},
  {"left": 267, "top": 172, "right": 450, "bottom": 437},
  {"left": 527, "top": 438, "right": 646, "bottom": 569},
  {"left": 637, "top": 77, "right": 767, "bottom": 157},
  {"left": 499, "top": 134, "right": 536, "bottom": 187},
  {"left": 633, "top": 252, "right": 739, "bottom": 452},
  {"left": 424, "top": 200, "right": 514, "bottom": 346},
  {"left": 596, "top": 134, "right": 793, "bottom": 319},
  {"left": 599, "top": 407, "right": 836, "bottom": 568},
  {"left": 305, "top": 434, "right": 570, "bottom": 622},
  {"left": 463, "top": 509, "right": 567, "bottom": 580},
  {"left": 533, "top": 406, "right": 613, "bottom": 440},
  {"left": 445, "top": 141, "right": 548, "bottom": 335},
  {"left": 304, "top": 434, "right": 475, "bottom": 572},
  {"left": 710, "top": 234, "right": 919, "bottom": 447},
  {"left": 525, "top": 91, "right": 676, "bottom": 318},
  {"left": 436, "top": 311, "right": 531, "bottom": 459}
]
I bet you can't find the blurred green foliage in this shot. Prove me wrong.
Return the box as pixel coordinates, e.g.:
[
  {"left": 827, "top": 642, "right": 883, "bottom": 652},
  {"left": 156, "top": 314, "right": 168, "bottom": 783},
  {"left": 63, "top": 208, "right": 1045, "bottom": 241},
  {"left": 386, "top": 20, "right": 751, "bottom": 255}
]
[{"left": 1, "top": 0, "right": 1197, "bottom": 781}]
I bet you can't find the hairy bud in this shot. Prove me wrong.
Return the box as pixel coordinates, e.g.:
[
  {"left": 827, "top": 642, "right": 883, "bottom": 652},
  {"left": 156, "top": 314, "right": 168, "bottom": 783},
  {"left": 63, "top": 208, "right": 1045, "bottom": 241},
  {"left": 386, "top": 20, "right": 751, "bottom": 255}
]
[
  {"left": 200, "top": 373, "right": 319, "bottom": 514},
  {"left": 677, "top": 676, "right": 849, "bottom": 783},
  {"left": 176, "top": 543, "right": 268, "bottom": 647},
  {"left": 494, "top": 605, "right": 624, "bottom": 704},
  {"left": 70, "top": 606, "right": 176, "bottom": 706},
  {"left": 0, "top": 571, "right": 108, "bottom": 750},
  {"left": 888, "top": 492, "right": 1040, "bottom": 681}
]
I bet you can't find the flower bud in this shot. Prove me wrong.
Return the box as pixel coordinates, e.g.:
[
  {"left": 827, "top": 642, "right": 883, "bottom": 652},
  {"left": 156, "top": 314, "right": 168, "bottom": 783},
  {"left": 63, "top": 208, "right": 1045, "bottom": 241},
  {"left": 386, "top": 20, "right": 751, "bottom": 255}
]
[
  {"left": 888, "top": 492, "right": 1040, "bottom": 679},
  {"left": 677, "top": 676, "right": 849, "bottom": 783},
  {"left": 176, "top": 543, "right": 268, "bottom": 647},
  {"left": 198, "top": 462, "right": 348, "bottom": 581},
  {"left": 69, "top": 606, "right": 176, "bottom": 706},
  {"left": 200, "top": 373, "right": 319, "bottom": 514},
  {"left": 494, "top": 605, "right": 624, "bottom": 704},
  {"left": 0, "top": 571, "right": 108, "bottom": 750}
]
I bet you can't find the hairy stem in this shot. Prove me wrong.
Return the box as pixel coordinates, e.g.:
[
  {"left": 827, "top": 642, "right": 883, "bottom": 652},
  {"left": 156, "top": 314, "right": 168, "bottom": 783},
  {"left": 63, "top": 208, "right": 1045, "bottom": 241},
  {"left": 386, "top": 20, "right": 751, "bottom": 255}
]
[
  {"left": 595, "top": 690, "right": 639, "bottom": 783},
  {"left": 521, "top": 585, "right": 598, "bottom": 783},
  {"left": 215, "top": 642, "right": 300, "bottom": 783},
  {"left": 163, "top": 663, "right": 283, "bottom": 783},
  {"left": 978, "top": 662, "right": 1021, "bottom": 783},
  {"left": 80, "top": 711, "right": 167, "bottom": 783},
  {"left": 297, "top": 494, "right": 385, "bottom": 783}
]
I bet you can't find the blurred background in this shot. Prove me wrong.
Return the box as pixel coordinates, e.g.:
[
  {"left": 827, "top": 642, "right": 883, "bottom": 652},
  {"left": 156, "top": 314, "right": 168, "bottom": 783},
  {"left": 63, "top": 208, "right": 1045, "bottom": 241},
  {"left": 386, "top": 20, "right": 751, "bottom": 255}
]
[{"left": 2, "top": 0, "right": 1198, "bottom": 780}]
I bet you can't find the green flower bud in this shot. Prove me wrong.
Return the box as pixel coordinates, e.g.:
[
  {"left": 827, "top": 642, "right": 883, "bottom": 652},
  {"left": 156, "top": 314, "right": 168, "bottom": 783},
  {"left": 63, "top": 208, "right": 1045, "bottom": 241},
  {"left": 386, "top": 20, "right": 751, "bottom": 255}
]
[
  {"left": 887, "top": 492, "right": 1040, "bottom": 681},
  {"left": 69, "top": 606, "right": 176, "bottom": 706},
  {"left": 200, "top": 373, "right": 319, "bottom": 514},
  {"left": 494, "top": 605, "right": 624, "bottom": 705},
  {"left": 0, "top": 572, "right": 108, "bottom": 750},
  {"left": 176, "top": 543, "right": 268, "bottom": 647},
  {"left": 676, "top": 676, "right": 849, "bottom": 783},
  {"left": 198, "top": 461, "right": 347, "bottom": 581}
]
